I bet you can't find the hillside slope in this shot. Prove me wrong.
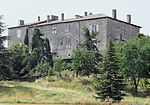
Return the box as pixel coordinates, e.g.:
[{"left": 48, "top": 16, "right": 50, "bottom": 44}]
[{"left": 0, "top": 70, "right": 150, "bottom": 105}]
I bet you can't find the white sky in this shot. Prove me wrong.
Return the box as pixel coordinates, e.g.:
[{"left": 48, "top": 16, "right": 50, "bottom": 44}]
[{"left": 0, "top": 0, "right": 150, "bottom": 35}]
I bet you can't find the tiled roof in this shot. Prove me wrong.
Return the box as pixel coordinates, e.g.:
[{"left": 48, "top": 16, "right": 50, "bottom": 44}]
[{"left": 8, "top": 13, "right": 141, "bottom": 29}]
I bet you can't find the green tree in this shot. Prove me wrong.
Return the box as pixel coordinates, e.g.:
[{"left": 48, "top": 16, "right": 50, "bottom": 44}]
[
  {"left": 0, "top": 15, "right": 11, "bottom": 80},
  {"left": 72, "top": 47, "right": 95, "bottom": 77},
  {"left": 81, "top": 27, "right": 102, "bottom": 75},
  {"left": 44, "top": 38, "right": 53, "bottom": 68},
  {"left": 22, "top": 27, "right": 44, "bottom": 76},
  {"left": 21, "top": 48, "right": 41, "bottom": 78},
  {"left": 81, "top": 27, "right": 102, "bottom": 62},
  {"left": 94, "top": 38, "right": 126, "bottom": 102},
  {"left": 116, "top": 34, "right": 150, "bottom": 95},
  {"left": 32, "top": 60, "right": 51, "bottom": 78},
  {"left": 8, "top": 42, "right": 28, "bottom": 79},
  {"left": 24, "top": 28, "right": 29, "bottom": 46},
  {"left": 22, "top": 27, "right": 53, "bottom": 79},
  {"left": 32, "top": 27, "right": 44, "bottom": 52},
  {"left": 53, "top": 58, "right": 65, "bottom": 77}
]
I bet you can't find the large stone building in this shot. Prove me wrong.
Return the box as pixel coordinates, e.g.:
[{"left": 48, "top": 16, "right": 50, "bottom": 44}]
[{"left": 8, "top": 9, "right": 141, "bottom": 59}]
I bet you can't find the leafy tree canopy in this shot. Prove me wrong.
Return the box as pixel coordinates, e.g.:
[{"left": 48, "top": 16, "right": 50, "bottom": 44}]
[
  {"left": 8, "top": 42, "right": 29, "bottom": 79},
  {"left": 116, "top": 33, "right": 150, "bottom": 95},
  {"left": 72, "top": 47, "right": 95, "bottom": 77}
]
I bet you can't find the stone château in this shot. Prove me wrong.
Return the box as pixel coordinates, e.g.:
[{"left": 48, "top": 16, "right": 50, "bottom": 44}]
[{"left": 8, "top": 9, "right": 141, "bottom": 59}]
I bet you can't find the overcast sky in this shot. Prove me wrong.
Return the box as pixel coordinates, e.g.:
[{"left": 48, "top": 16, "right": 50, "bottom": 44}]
[{"left": 0, "top": 0, "right": 150, "bottom": 35}]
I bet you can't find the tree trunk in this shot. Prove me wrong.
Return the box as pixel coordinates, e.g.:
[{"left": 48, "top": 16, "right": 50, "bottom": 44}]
[
  {"left": 133, "top": 77, "right": 140, "bottom": 96},
  {"left": 76, "top": 71, "right": 78, "bottom": 78}
]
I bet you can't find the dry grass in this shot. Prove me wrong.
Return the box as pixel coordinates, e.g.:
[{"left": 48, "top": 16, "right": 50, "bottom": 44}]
[{"left": 0, "top": 70, "right": 150, "bottom": 105}]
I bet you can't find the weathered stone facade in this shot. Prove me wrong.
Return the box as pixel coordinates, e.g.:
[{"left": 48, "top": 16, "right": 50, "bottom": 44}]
[{"left": 8, "top": 10, "right": 141, "bottom": 59}]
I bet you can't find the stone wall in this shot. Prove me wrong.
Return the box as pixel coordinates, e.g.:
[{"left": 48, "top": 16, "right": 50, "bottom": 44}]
[
  {"left": 8, "top": 17, "right": 140, "bottom": 59},
  {"left": 8, "top": 27, "right": 28, "bottom": 46},
  {"left": 107, "top": 18, "right": 139, "bottom": 42}
]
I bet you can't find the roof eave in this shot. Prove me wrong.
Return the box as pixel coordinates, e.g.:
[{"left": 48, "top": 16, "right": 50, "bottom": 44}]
[{"left": 8, "top": 16, "right": 142, "bottom": 29}]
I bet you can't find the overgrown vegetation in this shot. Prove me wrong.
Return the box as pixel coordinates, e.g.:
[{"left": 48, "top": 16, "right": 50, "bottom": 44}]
[
  {"left": 0, "top": 73, "right": 150, "bottom": 105},
  {"left": 0, "top": 15, "right": 11, "bottom": 80},
  {"left": 116, "top": 33, "right": 150, "bottom": 95},
  {"left": 0, "top": 15, "right": 150, "bottom": 104}
]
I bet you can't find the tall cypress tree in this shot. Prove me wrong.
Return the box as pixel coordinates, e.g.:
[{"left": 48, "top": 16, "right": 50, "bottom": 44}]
[
  {"left": 24, "top": 28, "right": 29, "bottom": 46},
  {"left": 94, "top": 38, "right": 126, "bottom": 102},
  {"left": 22, "top": 28, "right": 44, "bottom": 78},
  {"left": 32, "top": 27, "right": 44, "bottom": 50},
  {"left": 44, "top": 38, "right": 53, "bottom": 68},
  {"left": 22, "top": 27, "right": 53, "bottom": 78}
]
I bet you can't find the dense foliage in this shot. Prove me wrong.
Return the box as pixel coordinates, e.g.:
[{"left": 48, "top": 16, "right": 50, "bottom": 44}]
[
  {"left": 1, "top": 16, "right": 150, "bottom": 103},
  {"left": 24, "top": 28, "right": 29, "bottom": 46},
  {"left": 71, "top": 27, "right": 102, "bottom": 77},
  {"left": 94, "top": 38, "right": 126, "bottom": 102},
  {"left": 8, "top": 42, "right": 29, "bottom": 79},
  {"left": 21, "top": 28, "right": 53, "bottom": 79},
  {"left": 72, "top": 47, "right": 95, "bottom": 77},
  {"left": 81, "top": 27, "right": 102, "bottom": 62},
  {"left": 0, "top": 15, "right": 11, "bottom": 80},
  {"left": 116, "top": 34, "right": 150, "bottom": 95},
  {"left": 53, "top": 58, "right": 65, "bottom": 77}
]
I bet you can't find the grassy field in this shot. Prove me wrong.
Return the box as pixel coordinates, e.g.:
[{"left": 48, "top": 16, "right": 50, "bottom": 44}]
[{"left": 0, "top": 70, "right": 150, "bottom": 105}]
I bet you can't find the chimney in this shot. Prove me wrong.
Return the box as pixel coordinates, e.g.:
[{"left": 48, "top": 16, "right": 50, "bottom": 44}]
[
  {"left": 61, "top": 13, "right": 64, "bottom": 20},
  {"left": 47, "top": 15, "right": 50, "bottom": 22},
  {"left": 112, "top": 9, "right": 117, "bottom": 19},
  {"left": 19, "top": 20, "right": 24, "bottom": 26},
  {"left": 127, "top": 14, "right": 131, "bottom": 24},
  {"left": 38, "top": 16, "right": 40, "bottom": 21},
  {"left": 51, "top": 15, "right": 54, "bottom": 20},
  {"left": 54, "top": 16, "right": 58, "bottom": 20},
  {"left": 89, "top": 12, "right": 93, "bottom": 15},
  {"left": 84, "top": 12, "right": 88, "bottom": 16}
]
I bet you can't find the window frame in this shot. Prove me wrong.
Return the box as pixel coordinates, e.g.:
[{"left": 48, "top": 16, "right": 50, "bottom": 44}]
[
  {"left": 57, "top": 39, "right": 63, "bottom": 50},
  {"left": 89, "top": 24, "right": 99, "bottom": 34},
  {"left": 17, "top": 29, "right": 21, "bottom": 38},
  {"left": 52, "top": 26, "right": 57, "bottom": 34},
  {"left": 65, "top": 38, "right": 71, "bottom": 49}
]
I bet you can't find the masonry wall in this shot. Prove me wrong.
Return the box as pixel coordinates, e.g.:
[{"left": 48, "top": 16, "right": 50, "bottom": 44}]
[
  {"left": 107, "top": 18, "right": 140, "bottom": 42},
  {"left": 36, "top": 19, "right": 108, "bottom": 59},
  {"left": 8, "top": 27, "right": 28, "bottom": 46},
  {"left": 79, "top": 18, "right": 108, "bottom": 55},
  {"left": 8, "top": 18, "right": 140, "bottom": 59},
  {"left": 36, "top": 22, "right": 80, "bottom": 59}
]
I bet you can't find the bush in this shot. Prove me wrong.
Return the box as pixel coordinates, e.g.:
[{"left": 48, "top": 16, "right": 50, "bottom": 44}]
[
  {"left": 33, "top": 60, "right": 52, "bottom": 78},
  {"left": 53, "top": 58, "right": 66, "bottom": 76},
  {"left": 48, "top": 77, "right": 55, "bottom": 82},
  {"left": 62, "top": 73, "right": 72, "bottom": 82}
]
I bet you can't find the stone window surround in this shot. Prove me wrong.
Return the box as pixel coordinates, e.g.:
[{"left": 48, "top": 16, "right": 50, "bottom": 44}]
[
  {"left": 17, "top": 29, "right": 21, "bottom": 38},
  {"left": 52, "top": 26, "right": 57, "bottom": 34},
  {"left": 89, "top": 24, "right": 99, "bottom": 33}
]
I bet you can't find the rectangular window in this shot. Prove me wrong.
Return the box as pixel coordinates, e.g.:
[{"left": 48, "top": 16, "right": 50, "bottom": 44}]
[
  {"left": 52, "top": 26, "right": 57, "bottom": 34},
  {"left": 96, "top": 25, "right": 99, "bottom": 32},
  {"left": 65, "top": 38, "right": 71, "bottom": 49},
  {"left": 57, "top": 39, "right": 63, "bottom": 50},
  {"left": 17, "top": 29, "right": 21, "bottom": 38},
  {"left": 92, "top": 25, "right": 97, "bottom": 32},
  {"left": 89, "top": 25, "right": 99, "bottom": 34}
]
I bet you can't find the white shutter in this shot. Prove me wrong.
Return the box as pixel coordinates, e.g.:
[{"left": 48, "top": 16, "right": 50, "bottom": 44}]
[
  {"left": 17, "top": 29, "right": 21, "bottom": 38},
  {"left": 96, "top": 25, "right": 99, "bottom": 32},
  {"left": 89, "top": 25, "right": 92, "bottom": 34}
]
